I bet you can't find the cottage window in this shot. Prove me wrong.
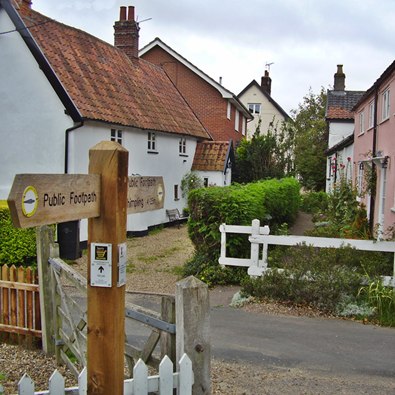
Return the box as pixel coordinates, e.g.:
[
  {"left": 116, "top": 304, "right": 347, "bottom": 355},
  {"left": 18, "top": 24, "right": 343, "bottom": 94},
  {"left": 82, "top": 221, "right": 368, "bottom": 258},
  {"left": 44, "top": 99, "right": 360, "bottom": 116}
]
[
  {"left": 203, "top": 178, "right": 209, "bottom": 187},
  {"left": 242, "top": 116, "right": 246, "bottom": 135},
  {"left": 111, "top": 129, "right": 122, "bottom": 145},
  {"left": 358, "top": 111, "right": 365, "bottom": 135},
  {"left": 368, "top": 100, "right": 374, "bottom": 129},
  {"left": 248, "top": 103, "right": 261, "bottom": 114},
  {"left": 227, "top": 102, "right": 231, "bottom": 119},
  {"left": 179, "top": 138, "right": 186, "bottom": 155},
  {"left": 235, "top": 110, "right": 240, "bottom": 132},
  {"left": 148, "top": 132, "right": 156, "bottom": 151},
  {"left": 174, "top": 184, "right": 179, "bottom": 201},
  {"left": 382, "top": 89, "right": 390, "bottom": 121}
]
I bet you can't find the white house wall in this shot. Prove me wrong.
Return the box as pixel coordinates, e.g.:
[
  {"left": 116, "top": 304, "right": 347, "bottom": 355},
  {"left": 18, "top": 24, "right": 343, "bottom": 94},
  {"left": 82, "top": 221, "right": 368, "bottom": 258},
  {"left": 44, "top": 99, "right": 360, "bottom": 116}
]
[
  {"left": 195, "top": 170, "right": 227, "bottom": 187},
  {"left": 239, "top": 84, "right": 287, "bottom": 139},
  {"left": 70, "top": 121, "right": 197, "bottom": 234},
  {"left": 328, "top": 121, "right": 354, "bottom": 148},
  {"left": 0, "top": 8, "right": 72, "bottom": 199}
]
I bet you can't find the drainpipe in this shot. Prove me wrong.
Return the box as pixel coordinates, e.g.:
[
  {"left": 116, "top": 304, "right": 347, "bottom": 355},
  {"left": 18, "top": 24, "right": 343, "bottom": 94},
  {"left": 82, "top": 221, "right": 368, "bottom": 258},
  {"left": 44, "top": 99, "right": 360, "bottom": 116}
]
[
  {"left": 65, "top": 121, "right": 84, "bottom": 174},
  {"left": 369, "top": 89, "right": 378, "bottom": 233}
]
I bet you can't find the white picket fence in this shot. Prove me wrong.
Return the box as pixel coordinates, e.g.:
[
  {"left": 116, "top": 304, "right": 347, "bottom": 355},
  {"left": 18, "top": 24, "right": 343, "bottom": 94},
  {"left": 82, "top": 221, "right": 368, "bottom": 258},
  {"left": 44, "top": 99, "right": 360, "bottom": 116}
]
[
  {"left": 18, "top": 354, "right": 193, "bottom": 395},
  {"left": 219, "top": 219, "right": 395, "bottom": 286}
]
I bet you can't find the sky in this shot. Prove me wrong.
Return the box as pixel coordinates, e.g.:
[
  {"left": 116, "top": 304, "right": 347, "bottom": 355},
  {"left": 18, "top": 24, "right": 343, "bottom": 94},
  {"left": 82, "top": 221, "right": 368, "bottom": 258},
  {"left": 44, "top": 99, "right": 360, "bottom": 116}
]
[{"left": 32, "top": 0, "right": 394, "bottom": 115}]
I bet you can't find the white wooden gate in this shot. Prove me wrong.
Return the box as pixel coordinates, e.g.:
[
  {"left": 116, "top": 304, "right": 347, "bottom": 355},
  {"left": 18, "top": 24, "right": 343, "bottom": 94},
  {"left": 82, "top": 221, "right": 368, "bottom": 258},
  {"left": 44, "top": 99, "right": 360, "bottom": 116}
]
[
  {"left": 219, "top": 219, "right": 395, "bottom": 286},
  {"left": 18, "top": 354, "right": 193, "bottom": 394}
]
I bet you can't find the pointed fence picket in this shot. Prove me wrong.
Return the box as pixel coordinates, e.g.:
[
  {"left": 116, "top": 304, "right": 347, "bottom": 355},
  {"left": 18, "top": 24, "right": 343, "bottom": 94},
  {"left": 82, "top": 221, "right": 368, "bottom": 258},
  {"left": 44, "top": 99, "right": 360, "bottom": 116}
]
[{"left": 18, "top": 354, "right": 193, "bottom": 395}]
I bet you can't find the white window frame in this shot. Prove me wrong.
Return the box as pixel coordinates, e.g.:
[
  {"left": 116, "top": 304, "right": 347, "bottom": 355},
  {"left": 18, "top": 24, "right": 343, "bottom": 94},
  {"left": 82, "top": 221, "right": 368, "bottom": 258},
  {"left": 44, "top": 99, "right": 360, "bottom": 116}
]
[
  {"left": 148, "top": 132, "right": 156, "bottom": 151},
  {"left": 368, "top": 100, "right": 374, "bottom": 129},
  {"left": 179, "top": 137, "right": 186, "bottom": 155},
  {"left": 111, "top": 129, "right": 122, "bottom": 145},
  {"left": 358, "top": 111, "right": 365, "bottom": 135},
  {"left": 382, "top": 89, "right": 390, "bottom": 121},
  {"left": 235, "top": 109, "right": 240, "bottom": 132},
  {"left": 248, "top": 103, "right": 261, "bottom": 114},
  {"left": 227, "top": 102, "right": 231, "bottom": 120},
  {"left": 242, "top": 116, "right": 246, "bottom": 136}
]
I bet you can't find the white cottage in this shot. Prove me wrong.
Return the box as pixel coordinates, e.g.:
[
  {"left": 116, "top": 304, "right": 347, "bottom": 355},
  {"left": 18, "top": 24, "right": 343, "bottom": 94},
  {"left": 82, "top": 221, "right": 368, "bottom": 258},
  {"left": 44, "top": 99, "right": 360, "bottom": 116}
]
[{"left": 0, "top": 1, "right": 211, "bottom": 251}]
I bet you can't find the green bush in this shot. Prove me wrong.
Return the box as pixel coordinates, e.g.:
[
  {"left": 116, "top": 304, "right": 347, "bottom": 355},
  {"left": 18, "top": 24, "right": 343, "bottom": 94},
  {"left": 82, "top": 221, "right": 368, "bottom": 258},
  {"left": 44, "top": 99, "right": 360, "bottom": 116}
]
[
  {"left": 300, "top": 191, "right": 328, "bottom": 214},
  {"left": 0, "top": 207, "right": 36, "bottom": 266},
  {"left": 241, "top": 245, "right": 363, "bottom": 312},
  {"left": 185, "top": 178, "right": 300, "bottom": 284}
]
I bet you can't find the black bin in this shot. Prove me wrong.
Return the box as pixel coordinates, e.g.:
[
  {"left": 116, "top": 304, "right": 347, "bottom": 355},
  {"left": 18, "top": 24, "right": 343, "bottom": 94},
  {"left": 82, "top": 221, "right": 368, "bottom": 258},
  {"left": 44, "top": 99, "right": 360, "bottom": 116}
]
[{"left": 57, "top": 220, "right": 81, "bottom": 260}]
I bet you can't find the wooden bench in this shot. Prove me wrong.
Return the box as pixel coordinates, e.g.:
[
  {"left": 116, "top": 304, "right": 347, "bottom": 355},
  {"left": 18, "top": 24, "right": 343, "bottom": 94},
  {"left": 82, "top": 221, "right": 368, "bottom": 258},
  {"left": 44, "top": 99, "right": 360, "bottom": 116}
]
[{"left": 166, "top": 208, "right": 187, "bottom": 228}]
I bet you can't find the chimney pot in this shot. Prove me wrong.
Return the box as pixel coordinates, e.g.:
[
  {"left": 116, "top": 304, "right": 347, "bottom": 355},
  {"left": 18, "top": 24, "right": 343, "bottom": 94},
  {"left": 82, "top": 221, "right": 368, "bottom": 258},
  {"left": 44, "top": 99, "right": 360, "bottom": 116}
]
[
  {"left": 120, "top": 6, "right": 127, "bottom": 21},
  {"left": 128, "top": 6, "right": 135, "bottom": 21}
]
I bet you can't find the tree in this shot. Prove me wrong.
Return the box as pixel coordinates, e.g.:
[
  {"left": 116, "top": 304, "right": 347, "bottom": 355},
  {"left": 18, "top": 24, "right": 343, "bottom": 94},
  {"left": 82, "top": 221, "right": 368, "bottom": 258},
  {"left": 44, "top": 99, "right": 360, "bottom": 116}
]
[
  {"left": 291, "top": 87, "right": 327, "bottom": 191},
  {"left": 233, "top": 118, "right": 295, "bottom": 183}
]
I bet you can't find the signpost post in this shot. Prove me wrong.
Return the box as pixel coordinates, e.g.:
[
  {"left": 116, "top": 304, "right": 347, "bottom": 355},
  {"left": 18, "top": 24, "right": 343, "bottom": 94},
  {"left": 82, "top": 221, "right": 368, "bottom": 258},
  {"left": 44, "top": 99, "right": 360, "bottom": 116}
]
[{"left": 7, "top": 141, "right": 130, "bottom": 394}]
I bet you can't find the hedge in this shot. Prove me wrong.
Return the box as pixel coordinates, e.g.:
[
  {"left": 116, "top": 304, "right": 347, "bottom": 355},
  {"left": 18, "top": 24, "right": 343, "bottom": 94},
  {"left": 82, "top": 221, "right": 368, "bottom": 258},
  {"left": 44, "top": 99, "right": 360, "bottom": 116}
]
[
  {"left": 0, "top": 206, "right": 36, "bottom": 266},
  {"left": 184, "top": 178, "right": 300, "bottom": 285}
]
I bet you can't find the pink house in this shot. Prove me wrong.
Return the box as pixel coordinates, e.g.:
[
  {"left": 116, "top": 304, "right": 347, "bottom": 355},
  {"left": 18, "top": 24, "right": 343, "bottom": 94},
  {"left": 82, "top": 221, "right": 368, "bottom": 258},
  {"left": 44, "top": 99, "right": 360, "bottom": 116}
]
[{"left": 353, "top": 60, "right": 395, "bottom": 238}]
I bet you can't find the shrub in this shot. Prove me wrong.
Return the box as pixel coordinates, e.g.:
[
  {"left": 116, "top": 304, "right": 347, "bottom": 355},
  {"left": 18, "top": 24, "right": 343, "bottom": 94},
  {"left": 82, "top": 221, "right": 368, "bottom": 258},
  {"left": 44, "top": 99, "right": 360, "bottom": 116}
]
[
  {"left": 0, "top": 207, "right": 36, "bottom": 266},
  {"left": 300, "top": 191, "right": 328, "bottom": 214},
  {"left": 358, "top": 278, "right": 395, "bottom": 326},
  {"left": 240, "top": 244, "right": 384, "bottom": 313},
  {"left": 184, "top": 178, "right": 300, "bottom": 285}
]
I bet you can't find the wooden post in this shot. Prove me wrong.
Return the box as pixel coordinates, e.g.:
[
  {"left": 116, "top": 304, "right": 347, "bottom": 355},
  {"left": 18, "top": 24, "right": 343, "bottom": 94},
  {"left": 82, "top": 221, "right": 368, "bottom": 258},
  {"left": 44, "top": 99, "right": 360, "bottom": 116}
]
[
  {"left": 176, "top": 276, "right": 211, "bottom": 395},
  {"left": 87, "top": 141, "right": 128, "bottom": 395},
  {"left": 160, "top": 295, "right": 176, "bottom": 363},
  {"left": 36, "top": 225, "right": 56, "bottom": 355}
]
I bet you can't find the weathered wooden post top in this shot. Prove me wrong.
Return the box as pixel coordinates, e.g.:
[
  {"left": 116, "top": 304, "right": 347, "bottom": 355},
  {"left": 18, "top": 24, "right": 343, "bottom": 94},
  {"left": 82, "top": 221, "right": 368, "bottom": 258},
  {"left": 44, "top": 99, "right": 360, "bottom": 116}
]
[{"left": 7, "top": 141, "right": 166, "bottom": 394}]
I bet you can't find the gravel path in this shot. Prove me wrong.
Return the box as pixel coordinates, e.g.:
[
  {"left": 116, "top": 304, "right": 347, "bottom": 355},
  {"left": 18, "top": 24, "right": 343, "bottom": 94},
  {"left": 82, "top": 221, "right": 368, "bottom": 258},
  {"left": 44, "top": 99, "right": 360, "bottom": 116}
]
[{"left": 1, "top": 224, "right": 394, "bottom": 394}]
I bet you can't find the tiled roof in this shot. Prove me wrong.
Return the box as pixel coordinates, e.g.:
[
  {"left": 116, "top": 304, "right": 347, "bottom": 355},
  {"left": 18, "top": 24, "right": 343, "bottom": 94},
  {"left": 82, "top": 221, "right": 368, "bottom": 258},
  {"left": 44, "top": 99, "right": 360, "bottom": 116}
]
[
  {"left": 192, "top": 141, "right": 230, "bottom": 172},
  {"left": 17, "top": 6, "right": 210, "bottom": 139},
  {"left": 326, "top": 90, "right": 365, "bottom": 120}
]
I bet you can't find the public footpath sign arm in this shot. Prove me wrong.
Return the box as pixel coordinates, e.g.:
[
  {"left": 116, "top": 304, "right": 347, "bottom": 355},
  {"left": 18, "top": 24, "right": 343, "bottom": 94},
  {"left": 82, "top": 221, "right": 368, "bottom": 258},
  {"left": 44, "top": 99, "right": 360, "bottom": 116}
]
[{"left": 7, "top": 174, "right": 100, "bottom": 228}]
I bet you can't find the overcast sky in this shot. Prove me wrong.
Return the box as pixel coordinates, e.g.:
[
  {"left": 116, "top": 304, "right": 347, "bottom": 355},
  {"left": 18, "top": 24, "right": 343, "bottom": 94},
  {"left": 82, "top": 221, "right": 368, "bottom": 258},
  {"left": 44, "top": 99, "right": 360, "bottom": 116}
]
[{"left": 32, "top": 0, "right": 394, "bottom": 115}]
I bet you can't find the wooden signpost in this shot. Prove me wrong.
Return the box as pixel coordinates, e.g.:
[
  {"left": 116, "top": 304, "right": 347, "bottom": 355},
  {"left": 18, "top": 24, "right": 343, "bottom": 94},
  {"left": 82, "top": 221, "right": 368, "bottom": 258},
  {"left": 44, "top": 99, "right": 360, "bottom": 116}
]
[{"left": 7, "top": 141, "right": 164, "bottom": 394}]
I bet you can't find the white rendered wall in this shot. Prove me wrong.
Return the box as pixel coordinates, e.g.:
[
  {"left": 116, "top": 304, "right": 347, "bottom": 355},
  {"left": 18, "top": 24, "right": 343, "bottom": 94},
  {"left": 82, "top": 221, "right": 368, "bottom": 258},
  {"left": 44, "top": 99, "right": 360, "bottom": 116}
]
[
  {"left": 70, "top": 122, "right": 198, "bottom": 233},
  {"left": 0, "top": 9, "right": 72, "bottom": 199},
  {"left": 196, "top": 170, "right": 226, "bottom": 187},
  {"left": 328, "top": 121, "right": 354, "bottom": 148},
  {"left": 239, "top": 84, "right": 287, "bottom": 139}
]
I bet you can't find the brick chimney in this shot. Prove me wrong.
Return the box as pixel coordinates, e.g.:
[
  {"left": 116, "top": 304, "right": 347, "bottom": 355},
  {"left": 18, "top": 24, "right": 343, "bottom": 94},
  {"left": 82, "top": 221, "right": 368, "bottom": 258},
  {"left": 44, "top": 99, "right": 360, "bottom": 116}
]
[
  {"left": 334, "top": 64, "right": 345, "bottom": 91},
  {"left": 114, "top": 6, "right": 140, "bottom": 59},
  {"left": 261, "top": 70, "right": 272, "bottom": 96}
]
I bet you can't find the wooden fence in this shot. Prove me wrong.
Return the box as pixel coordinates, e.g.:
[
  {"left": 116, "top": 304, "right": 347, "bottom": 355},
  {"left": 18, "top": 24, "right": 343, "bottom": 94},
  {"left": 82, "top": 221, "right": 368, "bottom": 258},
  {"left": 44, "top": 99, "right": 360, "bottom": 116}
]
[
  {"left": 18, "top": 354, "right": 193, "bottom": 394},
  {"left": 219, "top": 219, "right": 395, "bottom": 287},
  {"left": 0, "top": 264, "right": 41, "bottom": 346}
]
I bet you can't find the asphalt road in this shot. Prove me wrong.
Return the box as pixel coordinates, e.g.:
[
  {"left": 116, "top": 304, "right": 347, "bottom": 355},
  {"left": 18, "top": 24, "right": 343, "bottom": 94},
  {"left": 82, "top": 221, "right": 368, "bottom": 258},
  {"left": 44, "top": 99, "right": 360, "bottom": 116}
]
[
  {"left": 210, "top": 304, "right": 395, "bottom": 378},
  {"left": 126, "top": 289, "right": 395, "bottom": 380}
]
